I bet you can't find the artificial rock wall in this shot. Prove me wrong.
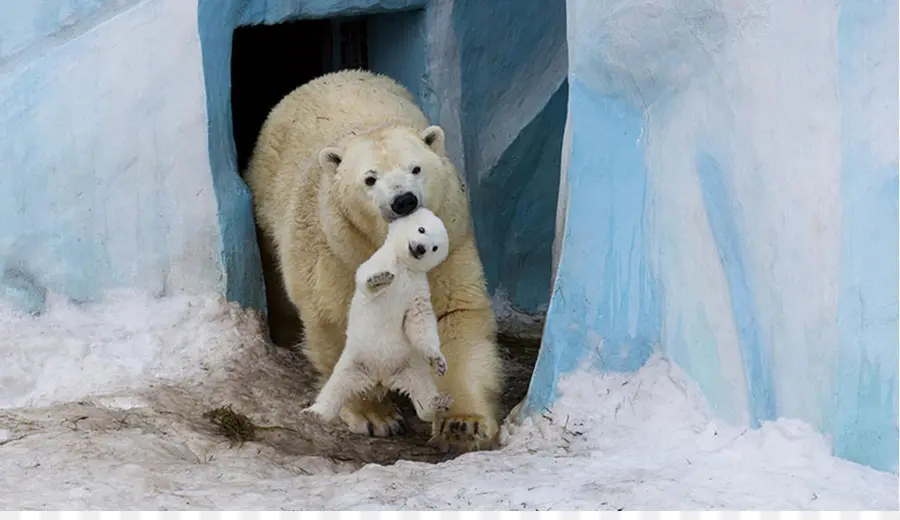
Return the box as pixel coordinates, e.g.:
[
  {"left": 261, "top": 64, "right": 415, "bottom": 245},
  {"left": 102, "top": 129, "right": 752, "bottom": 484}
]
[{"left": 528, "top": 0, "right": 898, "bottom": 474}]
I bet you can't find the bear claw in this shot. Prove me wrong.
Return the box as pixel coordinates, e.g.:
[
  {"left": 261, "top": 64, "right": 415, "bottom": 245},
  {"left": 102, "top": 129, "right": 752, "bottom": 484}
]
[
  {"left": 428, "top": 354, "right": 448, "bottom": 376},
  {"left": 428, "top": 413, "right": 498, "bottom": 453},
  {"left": 300, "top": 406, "right": 328, "bottom": 423},
  {"left": 340, "top": 396, "right": 407, "bottom": 438},
  {"left": 365, "top": 271, "right": 395, "bottom": 292},
  {"left": 430, "top": 393, "right": 454, "bottom": 413}
]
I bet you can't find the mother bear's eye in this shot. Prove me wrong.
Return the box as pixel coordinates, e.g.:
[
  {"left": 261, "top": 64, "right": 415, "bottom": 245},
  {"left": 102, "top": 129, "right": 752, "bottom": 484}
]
[
  {"left": 411, "top": 166, "right": 421, "bottom": 175},
  {"left": 364, "top": 176, "right": 376, "bottom": 187}
]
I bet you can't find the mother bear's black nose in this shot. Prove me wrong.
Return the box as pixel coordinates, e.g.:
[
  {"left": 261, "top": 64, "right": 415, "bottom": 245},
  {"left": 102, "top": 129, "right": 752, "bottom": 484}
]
[{"left": 391, "top": 192, "right": 419, "bottom": 216}]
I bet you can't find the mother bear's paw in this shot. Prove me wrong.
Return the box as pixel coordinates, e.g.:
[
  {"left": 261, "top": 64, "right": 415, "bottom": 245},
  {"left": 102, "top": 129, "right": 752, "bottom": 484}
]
[
  {"left": 339, "top": 394, "right": 408, "bottom": 437},
  {"left": 428, "top": 413, "right": 499, "bottom": 453}
]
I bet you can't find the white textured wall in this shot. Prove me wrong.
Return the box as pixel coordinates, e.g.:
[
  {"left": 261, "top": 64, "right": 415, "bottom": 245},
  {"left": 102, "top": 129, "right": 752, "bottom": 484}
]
[{"left": 0, "top": 0, "right": 223, "bottom": 310}]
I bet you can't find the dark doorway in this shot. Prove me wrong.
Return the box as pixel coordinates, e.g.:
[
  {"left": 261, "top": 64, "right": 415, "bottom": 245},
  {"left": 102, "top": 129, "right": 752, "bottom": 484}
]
[
  {"left": 231, "top": 18, "right": 369, "bottom": 173},
  {"left": 231, "top": 17, "right": 370, "bottom": 347}
]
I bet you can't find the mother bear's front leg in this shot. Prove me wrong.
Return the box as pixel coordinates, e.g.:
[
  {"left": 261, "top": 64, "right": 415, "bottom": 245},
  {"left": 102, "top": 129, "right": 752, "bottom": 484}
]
[{"left": 428, "top": 307, "right": 503, "bottom": 452}]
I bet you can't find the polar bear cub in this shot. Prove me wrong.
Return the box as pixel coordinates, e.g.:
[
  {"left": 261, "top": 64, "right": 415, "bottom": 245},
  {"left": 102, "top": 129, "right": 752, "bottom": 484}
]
[{"left": 302, "top": 207, "right": 453, "bottom": 425}]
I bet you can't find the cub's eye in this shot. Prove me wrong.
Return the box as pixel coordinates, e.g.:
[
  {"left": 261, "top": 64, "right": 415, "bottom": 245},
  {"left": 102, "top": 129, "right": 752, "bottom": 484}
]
[
  {"left": 411, "top": 166, "right": 421, "bottom": 175},
  {"left": 418, "top": 227, "right": 425, "bottom": 234},
  {"left": 364, "top": 176, "right": 376, "bottom": 187},
  {"left": 432, "top": 246, "right": 438, "bottom": 252}
]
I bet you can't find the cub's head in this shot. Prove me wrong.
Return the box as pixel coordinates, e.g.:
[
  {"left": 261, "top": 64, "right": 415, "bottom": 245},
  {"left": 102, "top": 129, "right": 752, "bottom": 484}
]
[
  {"left": 318, "top": 125, "right": 460, "bottom": 237},
  {"left": 386, "top": 207, "right": 450, "bottom": 272}
]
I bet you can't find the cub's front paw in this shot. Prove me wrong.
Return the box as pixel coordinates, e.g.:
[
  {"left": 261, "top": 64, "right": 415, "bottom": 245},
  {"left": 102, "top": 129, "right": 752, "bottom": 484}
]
[
  {"left": 428, "top": 353, "right": 447, "bottom": 376},
  {"left": 365, "top": 271, "right": 395, "bottom": 292}
]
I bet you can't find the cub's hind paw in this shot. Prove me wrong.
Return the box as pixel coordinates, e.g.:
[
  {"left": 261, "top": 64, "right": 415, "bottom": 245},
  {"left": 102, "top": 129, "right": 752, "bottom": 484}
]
[
  {"left": 428, "top": 353, "right": 447, "bottom": 376},
  {"left": 430, "top": 393, "right": 454, "bottom": 414},
  {"left": 365, "top": 271, "right": 395, "bottom": 292},
  {"left": 300, "top": 406, "right": 328, "bottom": 423}
]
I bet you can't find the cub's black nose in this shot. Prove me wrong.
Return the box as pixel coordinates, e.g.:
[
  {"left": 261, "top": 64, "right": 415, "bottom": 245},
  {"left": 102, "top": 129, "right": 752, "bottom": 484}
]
[
  {"left": 415, "top": 244, "right": 426, "bottom": 256},
  {"left": 390, "top": 192, "right": 419, "bottom": 216}
]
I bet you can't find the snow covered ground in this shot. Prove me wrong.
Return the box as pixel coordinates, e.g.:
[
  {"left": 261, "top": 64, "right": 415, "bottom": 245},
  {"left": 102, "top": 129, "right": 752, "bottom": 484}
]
[{"left": 0, "top": 292, "right": 896, "bottom": 510}]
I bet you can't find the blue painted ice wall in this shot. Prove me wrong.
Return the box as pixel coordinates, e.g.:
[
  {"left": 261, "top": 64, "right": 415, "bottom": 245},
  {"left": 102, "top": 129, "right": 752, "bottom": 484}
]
[
  {"left": 528, "top": 0, "right": 899, "bottom": 473},
  {"left": 451, "top": 0, "right": 567, "bottom": 314}
]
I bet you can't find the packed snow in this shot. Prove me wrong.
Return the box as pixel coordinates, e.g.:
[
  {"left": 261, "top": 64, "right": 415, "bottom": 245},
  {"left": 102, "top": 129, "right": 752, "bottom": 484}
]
[{"left": 0, "top": 292, "right": 895, "bottom": 510}]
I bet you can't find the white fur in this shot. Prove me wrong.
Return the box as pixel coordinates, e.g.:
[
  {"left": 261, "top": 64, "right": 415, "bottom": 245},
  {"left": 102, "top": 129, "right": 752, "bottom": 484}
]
[{"left": 302, "top": 208, "right": 453, "bottom": 424}]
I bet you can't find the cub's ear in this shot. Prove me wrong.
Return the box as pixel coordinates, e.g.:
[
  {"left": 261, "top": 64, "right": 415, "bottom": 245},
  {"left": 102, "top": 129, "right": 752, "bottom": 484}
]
[
  {"left": 419, "top": 126, "right": 445, "bottom": 156},
  {"left": 318, "top": 147, "right": 343, "bottom": 173}
]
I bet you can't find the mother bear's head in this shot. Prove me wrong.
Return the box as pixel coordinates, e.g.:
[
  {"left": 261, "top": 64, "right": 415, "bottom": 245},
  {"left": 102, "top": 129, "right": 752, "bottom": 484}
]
[{"left": 317, "top": 124, "right": 470, "bottom": 248}]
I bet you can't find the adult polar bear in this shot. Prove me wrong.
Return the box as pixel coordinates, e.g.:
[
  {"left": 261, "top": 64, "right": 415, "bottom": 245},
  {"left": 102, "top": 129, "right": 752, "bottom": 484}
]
[{"left": 244, "top": 69, "right": 502, "bottom": 452}]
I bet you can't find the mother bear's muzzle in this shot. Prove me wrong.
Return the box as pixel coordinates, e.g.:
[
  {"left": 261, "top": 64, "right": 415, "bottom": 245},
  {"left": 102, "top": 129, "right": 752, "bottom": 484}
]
[{"left": 390, "top": 192, "right": 419, "bottom": 217}]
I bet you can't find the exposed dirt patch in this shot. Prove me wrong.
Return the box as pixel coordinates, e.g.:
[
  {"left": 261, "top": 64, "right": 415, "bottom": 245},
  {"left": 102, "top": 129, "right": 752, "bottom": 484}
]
[
  {"left": 228, "top": 331, "right": 542, "bottom": 467},
  {"left": 0, "top": 319, "right": 540, "bottom": 470}
]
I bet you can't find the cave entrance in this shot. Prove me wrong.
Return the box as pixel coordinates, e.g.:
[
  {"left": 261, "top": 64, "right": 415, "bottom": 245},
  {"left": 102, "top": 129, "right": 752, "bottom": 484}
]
[
  {"left": 231, "top": 16, "right": 369, "bottom": 348},
  {"left": 231, "top": 17, "right": 368, "bottom": 173}
]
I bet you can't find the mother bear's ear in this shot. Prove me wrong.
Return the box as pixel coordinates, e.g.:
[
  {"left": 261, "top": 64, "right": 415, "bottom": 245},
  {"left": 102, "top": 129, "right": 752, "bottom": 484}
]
[
  {"left": 419, "top": 126, "right": 445, "bottom": 156},
  {"left": 318, "top": 146, "right": 343, "bottom": 173}
]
